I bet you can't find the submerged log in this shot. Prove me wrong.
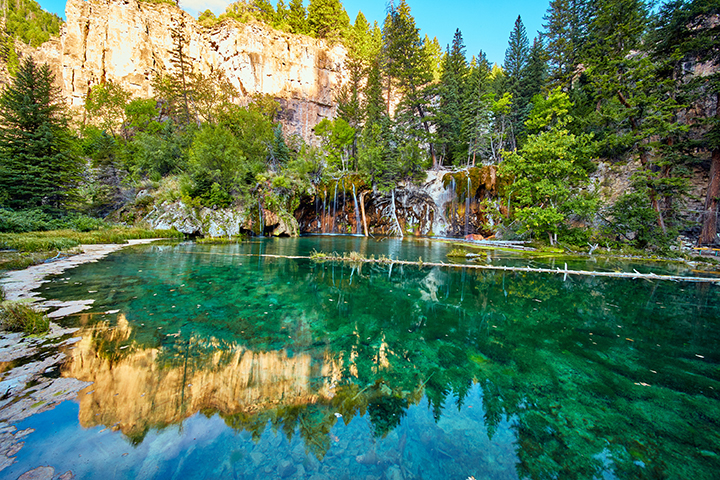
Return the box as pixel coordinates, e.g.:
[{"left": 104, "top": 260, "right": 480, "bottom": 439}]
[{"left": 182, "top": 251, "right": 720, "bottom": 284}]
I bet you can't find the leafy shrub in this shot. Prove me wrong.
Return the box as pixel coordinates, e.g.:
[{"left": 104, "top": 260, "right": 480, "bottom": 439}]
[
  {"left": 0, "top": 208, "right": 55, "bottom": 233},
  {"left": 0, "top": 301, "right": 50, "bottom": 335},
  {"left": 609, "top": 191, "right": 675, "bottom": 250}
]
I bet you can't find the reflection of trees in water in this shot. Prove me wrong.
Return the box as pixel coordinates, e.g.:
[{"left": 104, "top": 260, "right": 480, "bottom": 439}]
[{"left": 63, "top": 259, "right": 720, "bottom": 478}]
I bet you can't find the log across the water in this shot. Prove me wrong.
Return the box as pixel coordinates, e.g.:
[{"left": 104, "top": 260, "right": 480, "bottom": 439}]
[{"left": 181, "top": 251, "right": 720, "bottom": 284}]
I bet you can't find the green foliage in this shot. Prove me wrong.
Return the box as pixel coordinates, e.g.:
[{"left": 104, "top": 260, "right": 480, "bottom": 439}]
[
  {"left": 85, "top": 81, "right": 132, "bottom": 138},
  {"left": 0, "top": 209, "right": 111, "bottom": 234},
  {"left": 287, "top": 0, "right": 309, "bottom": 35},
  {"left": 314, "top": 118, "right": 355, "bottom": 172},
  {"left": 185, "top": 124, "right": 244, "bottom": 204},
  {"left": 500, "top": 90, "right": 596, "bottom": 243},
  {"left": 436, "top": 29, "right": 470, "bottom": 166},
  {"left": 609, "top": 189, "right": 674, "bottom": 250},
  {"left": 124, "top": 98, "right": 161, "bottom": 134},
  {"left": 0, "top": 301, "right": 49, "bottom": 335},
  {"left": 0, "top": 58, "right": 82, "bottom": 213},
  {"left": 4, "top": 0, "right": 62, "bottom": 48},
  {"left": 198, "top": 9, "right": 219, "bottom": 27},
  {"left": 307, "top": 0, "right": 350, "bottom": 40},
  {"left": 126, "top": 121, "right": 191, "bottom": 179}
]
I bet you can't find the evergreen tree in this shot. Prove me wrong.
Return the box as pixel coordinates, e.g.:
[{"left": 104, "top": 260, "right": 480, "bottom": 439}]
[
  {"left": 503, "top": 15, "right": 530, "bottom": 150},
  {"left": 307, "top": 0, "right": 349, "bottom": 40},
  {"left": 250, "top": 0, "right": 276, "bottom": 23},
  {"left": 0, "top": 57, "right": 81, "bottom": 211},
  {"left": 504, "top": 16, "right": 530, "bottom": 81},
  {"left": 424, "top": 35, "right": 444, "bottom": 82},
  {"left": 463, "top": 52, "right": 495, "bottom": 165},
  {"left": 287, "top": 0, "right": 308, "bottom": 35},
  {"left": 383, "top": 0, "right": 436, "bottom": 167},
  {"left": 522, "top": 36, "right": 548, "bottom": 109},
  {"left": 586, "top": 0, "right": 684, "bottom": 238},
  {"left": 274, "top": 0, "right": 289, "bottom": 29},
  {"left": 650, "top": 0, "right": 720, "bottom": 245},
  {"left": 364, "top": 58, "right": 386, "bottom": 127},
  {"left": 542, "top": 0, "right": 589, "bottom": 88},
  {"left": 437, "top": 29, "right": 469, "bottom": 165}
]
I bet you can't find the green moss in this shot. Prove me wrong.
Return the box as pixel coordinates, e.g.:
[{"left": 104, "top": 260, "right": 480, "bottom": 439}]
[{"left": 442, "top": 166, "right": 502, "bottom": 201}]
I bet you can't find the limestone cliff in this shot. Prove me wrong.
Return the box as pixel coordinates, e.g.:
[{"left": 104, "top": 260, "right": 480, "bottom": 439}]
[{"left": 36, "top": 0, "right": 347, "bottom": 141}]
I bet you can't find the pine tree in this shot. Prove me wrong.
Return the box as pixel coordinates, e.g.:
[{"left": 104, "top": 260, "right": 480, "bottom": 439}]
[
  {"left": 503, "top": 15, "right": 530, "bottom": 150},
  {"left": 542, "top": 0, "right": 589, "bottom": 88},
  {"left": 169, "top": 17, "right": 194, "bottom": 124},
  {"left": 382, "top": 0, "right": 436, "bottom": 167},
  {"left": 586, "top": 0, "right": 684, "bottom": 238},
  {"left": 364, "top": 58, "right": 386, "bottom": 127},
  {"left": 307, "top": 0, "right": 349, "bottom": 40},
  {"left": 0, "top": 57, "right": 81, "bottom": 212},
  {"left": 522, "top": 36, "right": 548, "bottom": 109},
  {"left": 437, "top": 29, "right": 469, "bottom": 165},
  {"left": 650, "top": 0, "right": 720, "bottom": 245},
  {"left": 463, "top": 52, "right": 495, "bottom": 165},
  {"left": 287, "top": 0, "right": 308, "bottom": 35},
  {"left": 250, "top": 0, "right": 275, "bottom": 23},
  {"left": 424, "top": 35, "right": 444, "bottom": 82}
]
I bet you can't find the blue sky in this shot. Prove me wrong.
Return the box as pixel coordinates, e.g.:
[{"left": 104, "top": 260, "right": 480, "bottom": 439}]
[{"left": 36, "top": 0, "right": 550, "bottom": 65}]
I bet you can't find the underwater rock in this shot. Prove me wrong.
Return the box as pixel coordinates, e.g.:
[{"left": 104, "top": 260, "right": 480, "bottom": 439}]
[
  {"left": 278, "top": 459, "right": 297, "bottom": 477},
  {"left": 355, "top": 451, "right": 379, "bottom": 465},
  {"left": 17, "top": 466, "right": 54, "bottom": 480}
]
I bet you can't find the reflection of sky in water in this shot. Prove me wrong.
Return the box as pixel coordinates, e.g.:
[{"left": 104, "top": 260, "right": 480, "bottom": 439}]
[
  {"left": 10, "top": 385, "right": 519, "bottom": 480},
  {"left": 5, "top": 239, "right": 720, "bottom": 479}
]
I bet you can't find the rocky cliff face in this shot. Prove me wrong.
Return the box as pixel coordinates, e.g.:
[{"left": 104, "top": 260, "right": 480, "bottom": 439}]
[{"left": 37, "top": 0, "right": 347, "bottom": 141}]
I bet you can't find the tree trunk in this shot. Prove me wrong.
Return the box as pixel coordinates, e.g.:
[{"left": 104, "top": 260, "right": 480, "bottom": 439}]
[{"left": 699, "top": 147, "right": 720, "bottom": 245}]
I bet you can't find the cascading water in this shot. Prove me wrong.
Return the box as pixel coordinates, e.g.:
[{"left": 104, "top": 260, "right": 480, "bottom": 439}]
[
  {"left": 257, "top": 199, "right": 264, "bottom": 236},
  {"left": 390, "top": 189, "right": 403, "bottom": 238},
  {"left": 422, "top": 170, "right": 455, "bottom": 236},
  {"left": 352, "top": 184, "right": 362, "bottom": 235},
  {"left": 450, "top": 178, "right": 457, "bottom": 235},
  {"left": 332, "top": 181, "right": 338, "bottom": 233},
  {"left": 464, "top": 173, "right": 471, "bottom": 236}
]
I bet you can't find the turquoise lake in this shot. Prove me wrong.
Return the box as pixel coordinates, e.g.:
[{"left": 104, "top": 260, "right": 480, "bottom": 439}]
[{"left": 4, "top": 237, "right": 720, "bottom": 479}]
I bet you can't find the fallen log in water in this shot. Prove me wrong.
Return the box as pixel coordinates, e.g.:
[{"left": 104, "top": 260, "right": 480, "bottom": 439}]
[{"left": 182, "top": 251, "right": 720, "bottom": 283}]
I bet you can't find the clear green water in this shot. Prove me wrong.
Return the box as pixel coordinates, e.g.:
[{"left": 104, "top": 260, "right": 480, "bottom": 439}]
[{"left": 6, "top": 238, "right": 720, "bottom": 479}]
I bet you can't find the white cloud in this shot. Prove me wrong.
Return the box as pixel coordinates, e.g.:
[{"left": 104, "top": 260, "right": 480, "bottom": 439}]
[{"left": 179, "top": 0, "right": 233, "bottom": 17}]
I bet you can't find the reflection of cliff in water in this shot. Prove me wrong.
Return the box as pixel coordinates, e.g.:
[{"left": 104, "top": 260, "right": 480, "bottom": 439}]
[
  {"left": 49, "top": 247, "right": 720, "bottom": 476},
  {"left": 60, "top": 312, "right": 427, "bottom": 456}
]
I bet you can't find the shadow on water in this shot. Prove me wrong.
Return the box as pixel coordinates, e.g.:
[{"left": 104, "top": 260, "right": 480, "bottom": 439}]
[{"left": 5, "top": 240, "right": 720, "bottom": 479}]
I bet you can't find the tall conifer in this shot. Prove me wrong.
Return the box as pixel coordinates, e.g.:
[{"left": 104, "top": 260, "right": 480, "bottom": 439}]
[{"left": 0, "top": 57, "right": 81, "bottom": 211}]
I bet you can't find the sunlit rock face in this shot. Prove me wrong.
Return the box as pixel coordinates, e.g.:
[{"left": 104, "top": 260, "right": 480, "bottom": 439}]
[
  {"left": 38, "top": 0, "right": 346, "bottom": 142},
  {"left": 62, "top": 316, "right": 340, "bottom": 438}
]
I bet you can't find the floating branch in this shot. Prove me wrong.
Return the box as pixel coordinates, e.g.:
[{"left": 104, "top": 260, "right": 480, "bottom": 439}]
[{"left": 182, "top": 251, "right": 720, "bottom": 283}]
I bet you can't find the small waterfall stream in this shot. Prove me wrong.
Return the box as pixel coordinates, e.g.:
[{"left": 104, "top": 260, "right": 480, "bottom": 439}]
[
  {"left": 257, "top": 199, "right": 264, "bottom": 236},
  {"left": 352, "top": 184, "right": 362, "bottom": 235},
  {"left": 464, "top": 173, "right": 471, "bottom": 236}
]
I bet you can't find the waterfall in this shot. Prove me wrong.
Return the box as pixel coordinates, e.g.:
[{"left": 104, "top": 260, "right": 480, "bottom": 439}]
[
  {"left": 450, "top": 178, "right": 457, "bottom": 236},
  {"left": 322, "top": 193, "right": 327, "bottom": 233},
  {"left": 332, "top": 181, "right": 338, "bottom": 233},
  {"left": 352, "top": 184, "right": 362, "bottom": 235},
  {"left": 342, "top": 179, "right": 346, "bottom": 233},
  {"left": 257, "top": 199, "right": 264, "bottom": 236},
  {"left": 464, "top": 173, "right": 471, "bottom": 236},
  {"left": 391, "top": 189, "right": 403, "bottom": 238}
]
